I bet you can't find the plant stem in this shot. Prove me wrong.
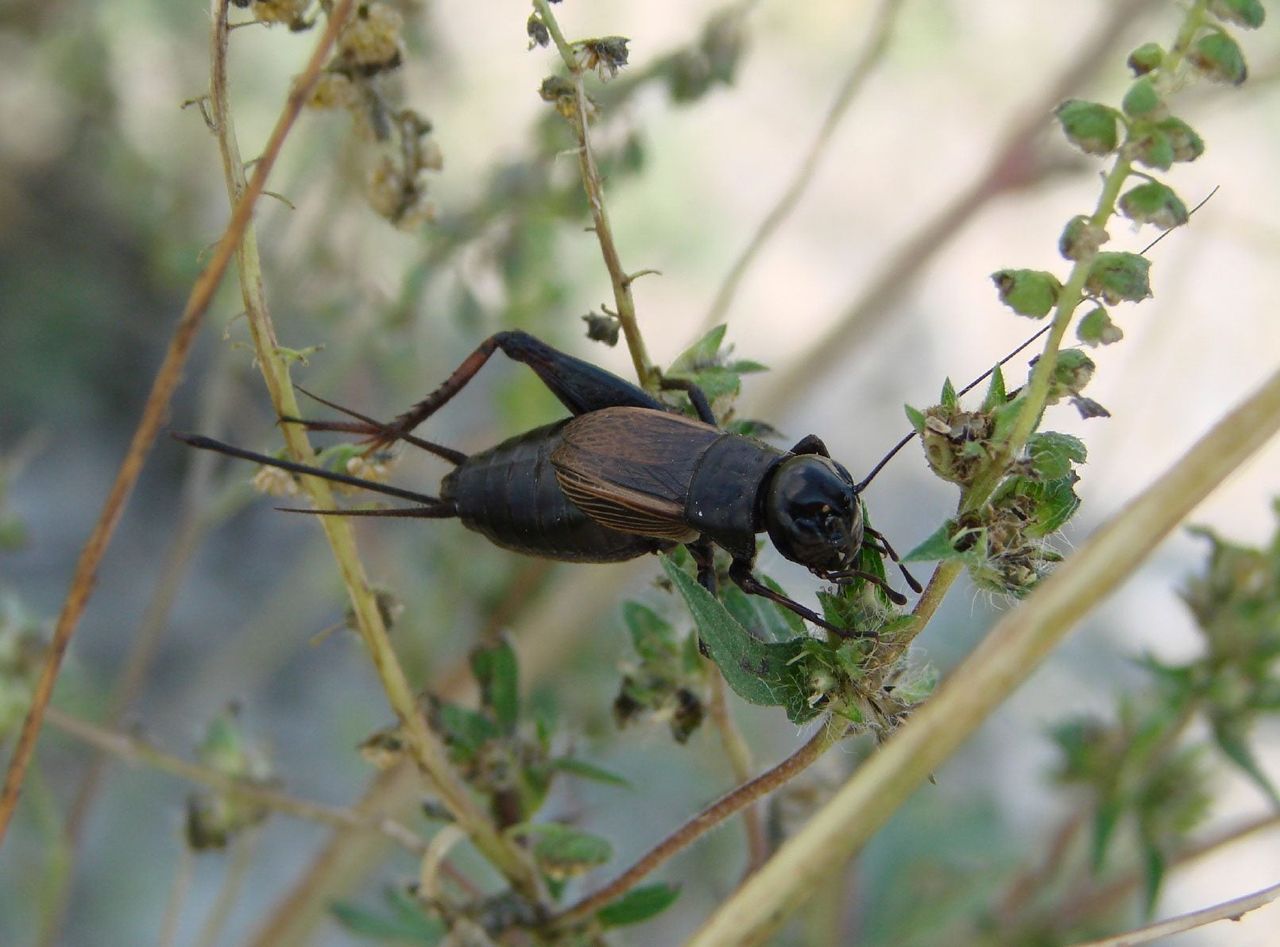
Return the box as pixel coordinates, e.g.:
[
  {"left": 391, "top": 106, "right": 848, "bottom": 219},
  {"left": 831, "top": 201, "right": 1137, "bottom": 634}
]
[
  {"left": 207, "top": 0, "right": 543, "bottom": 903},
  {"left": 705, "top": 669, "right": 768, "bottom": 870},
  {"left": 1070, "top": 878, "right": 1280, "bottom": 947},
  {"left": 532, "top": 0, "right": 655, "bottom": 387},
  {"left": 44, "top": 706, "right": 428, "bottom": 854},
  {"left": 0, "top": 0, "right": 354, "bottom": 849},
  {"left": 548, "top": 715, "right": 848, "bottom": 928}
]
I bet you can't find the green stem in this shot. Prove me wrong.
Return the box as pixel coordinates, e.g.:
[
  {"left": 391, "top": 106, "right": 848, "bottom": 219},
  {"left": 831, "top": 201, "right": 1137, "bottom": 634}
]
[{"left": 532, "top": 0, "right": 656, "bottom": 387}]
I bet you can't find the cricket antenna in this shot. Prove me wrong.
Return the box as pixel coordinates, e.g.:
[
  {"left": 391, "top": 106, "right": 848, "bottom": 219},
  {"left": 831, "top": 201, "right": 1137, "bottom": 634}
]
[{"left": 854, "top": 323, "right": 1053, "bottom": 493}]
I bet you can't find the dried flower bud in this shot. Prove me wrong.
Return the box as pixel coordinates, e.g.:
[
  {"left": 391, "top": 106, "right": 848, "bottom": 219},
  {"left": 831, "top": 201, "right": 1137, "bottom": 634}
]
[
  {"left": 1059, "top": 215, "right": 1109, "bottom": 262},
  {"left": 338, "top": 2, "right": 404, "bottom": 72},
  {"left": 576, "top": 36, "right": 630, "bottom": 81}
]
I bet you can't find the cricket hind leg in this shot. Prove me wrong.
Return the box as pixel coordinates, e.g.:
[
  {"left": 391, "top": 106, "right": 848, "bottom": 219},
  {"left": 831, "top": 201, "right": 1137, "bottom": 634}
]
[
  {"left": 283, "top": 386, "right": 467, "bottom": 465},
  {"left": 380, "top": 331, "right": 665, "bottom": 446}
]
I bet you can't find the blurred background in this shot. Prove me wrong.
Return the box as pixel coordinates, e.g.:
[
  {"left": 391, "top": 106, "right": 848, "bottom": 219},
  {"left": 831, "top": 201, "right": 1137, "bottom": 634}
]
[{"left": 2, "top": 0, "right": 1279, "bottom": 944}]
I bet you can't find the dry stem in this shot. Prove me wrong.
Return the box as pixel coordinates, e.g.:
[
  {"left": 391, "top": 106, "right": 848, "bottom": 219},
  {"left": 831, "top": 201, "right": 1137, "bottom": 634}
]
[
  {"left": 0, "top": 0, "right": 354, "bottom": 847},
  {"left": 206, "top": 0, "right": 542, "bottom": 902}
]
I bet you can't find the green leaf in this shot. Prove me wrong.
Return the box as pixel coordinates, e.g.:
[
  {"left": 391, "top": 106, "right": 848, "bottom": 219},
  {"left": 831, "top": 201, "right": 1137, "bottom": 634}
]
[
  {"left": 904, "top": 403, "right": 927, "bottom": 433},
  {"left": 1189, "top": 32, "right": 1248, "bottom": 85},
  {"left": 1026, "top": 477, "right": 1081, "bottom": 536},
  {"left": 1127, "top": 42, "right": 1164, "bottom": 75},
  {"left": 1028, "top": 432, "right": 1087, "bottom": 480},
  {"left": 1210, "top": 0, "right": 1266, "bottom": 29},
  {"left": 1211, "top": 715, "right": 1280, "bottom": 806},
  {"left": 1119, "top": 181, "right": 1189, "bottom": 230},
  {"left": 1055, "top": 99, "right": 1119, "bottom": 155},
  {"left": 1141, "top": 841, "right": 1166, "bottom": 917},
  {"left": 1122, "top": 77, "right": 1162, "bottom": 117},
  {"left": 1077, "top": 306, "right": 1123, "bottom": 347},
  {"left": 660, "top": 556, "right": 817, "bottom": 723},
  {"left": 622, "top": 601, "right": 678, "bottom": 664},
  {"left": 940, "top": 377, "right": 958, "bottom": 409},
  {"left": 597, "top": 883, "right": 682, "bottom": 928},
  {"left": 438, "top": 703, "right": 499, "bottom": 756},
  {"left": 669, "top": 325, "right": 727, "bottom": 374},
  {"left": 991, "top": 269, "right": 1062, "bottom": 318},
  {"left": 726, "top": 358, "right": 768, "bottom": 375},
  {"left": 525, "top": 823, "right": 613, "bottom": 879},
  {"left": 1085, "top": 252, "right": 1151, "bottom": 305},
  {"left": 723, "top": 579, "right": 804, "bottom": 642},
  {"left": 1155, "top": 117, "right": 1205, "bottom": 163},
  {"left": 330, "top": 895, "right": 442, "bottom": 943},
  {"left": 550, "top": 757, "right": 632, "bottom": 789},
  {"left": 902, "top": 521, "right": 961, "bottom": 563},
  {"left": 980, "top": 365, "right": 1007, "bottom": 412},
  {"left": 470, "top": 638, "right": 520, "bottom": 734},
  {"left": 1091, "top": 798, "right": 1123, "bottom": 870},
  {"left": 1131, "top": 123, "right": 1175, "bottom": 171}
]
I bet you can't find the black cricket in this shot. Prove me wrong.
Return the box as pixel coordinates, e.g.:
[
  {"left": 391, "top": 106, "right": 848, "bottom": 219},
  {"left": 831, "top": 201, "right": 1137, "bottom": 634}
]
[{"left": 176, "top": 330, "right": 921, "bottom": 636}]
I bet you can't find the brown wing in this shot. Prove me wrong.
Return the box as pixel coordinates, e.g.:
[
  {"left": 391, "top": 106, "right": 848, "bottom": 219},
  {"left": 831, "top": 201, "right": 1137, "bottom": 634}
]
[{"left": 550, "top": 406, "right": 721, "bottom": 541}]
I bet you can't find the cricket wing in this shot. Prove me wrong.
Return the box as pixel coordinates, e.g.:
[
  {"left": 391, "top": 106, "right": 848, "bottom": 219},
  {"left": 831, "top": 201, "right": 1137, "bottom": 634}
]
[{"left": 550, "top": 407, "right": 720, "bottom": 541}]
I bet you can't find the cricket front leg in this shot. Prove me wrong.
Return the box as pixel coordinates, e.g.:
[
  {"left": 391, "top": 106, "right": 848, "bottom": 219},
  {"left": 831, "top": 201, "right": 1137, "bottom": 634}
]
[{"left": 728, "top": 559, "right": 869, "bottom": 639}]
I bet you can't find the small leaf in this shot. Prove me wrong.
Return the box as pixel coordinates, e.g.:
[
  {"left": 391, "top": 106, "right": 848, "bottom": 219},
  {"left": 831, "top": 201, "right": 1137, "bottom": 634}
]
[
  {"left": 1155, "top": 117, "right": 1205, "bottom": 163},
  {"left": 1091, "top": 798, "right": 1123, "bottom": 870},
  {"left": 1058, "top": 215, "right": 1109, "bottom": 261},
  {"left": 1056, "top": 99, "right": 1119, "bottom": 155},
  {"left": 1141, "top": 841, "right": 1166, "bottom": 916},
  {"left": 1189, "top": 32, "right": 1248, "bottom": 85},
  {"left": 1077, "top": 307, "right": 1123, "bottom": 347},
  {"left": 1130, "top": 123, "right": 1175, "bottom": 171},
  {"left": 550, "top": 757, "right": 632, "bottom": 789},
  {"left": 471, "top": 638, "right": 520, "bottom": 734},
  {"left": 991, "top": 269, "right": 1062, "bottom": 318},
  {"left": 992, "top": 394, "right": 1031, "bottom": 442},
  {"left": 525, "top": 823, "right": 613, "bottom": 879},
  {"left": 1028, "top": 432, "right": 1087, "bottom": 480},
  {"left": 669, "top": 325, "right": 727, "bottom": 373},
  {"left": 1122, "top": 77, "right": 1162, "bottom": 117},
  {"left": 660, "top": 557, "right": 817, "bottom": 723},
  {"left": 940, "top": 377, "right": 958, "bottom": 409},
  {"left": 902, "top": 521, "right": 961, "bottom": 563},
  {"left": 980, "top": 365, "right": 1007, "bottom": 412},
  {"left": 622, "top": 602, "right": 678, "bottom": 664},
  {"left": 438, "top": 704, "right": 499, "bottom": 756},
  {"left": 1127, "top": 42, "right": 1164, "bottom": 75},
  {"left": 1119, "top": 181, "right": 1189, "bottom": 230},
  {"left": 1211, "top": 715, "right": 1280, "bottom": 806},
  {"left": 330, "top": 894, "right": 442, "bottom": 943},
  {"left": 904, "top": 403, "right": 927, "bottom": 433},
  {"left": 1085, "top": 252, "right": 1151, "bottom": 305},
  {"left": 723, "top": 582, "right": 803, "bottom": 642},
  {"left": 1210, "top": 0, "right": 1266, "bottom": 29},
  {"left": 597, "top": 883, "right": 682, "bottom": 928}
]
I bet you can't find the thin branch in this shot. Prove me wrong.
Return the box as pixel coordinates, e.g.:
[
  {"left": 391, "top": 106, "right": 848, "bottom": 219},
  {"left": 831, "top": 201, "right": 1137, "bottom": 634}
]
[
  {"left": 1054, "top": 813, "right": 1280, "bottom": 932},
  {"left": 43, "top": 706, "right": 428, "bottom": 855},
  {"left": 549, "top": 715, "right": 848, "bottom": 928},
  {"left": 40, "top": 350, "right": 237, "bottom": 947},
  {"left": 702, "top": 0, "right": 905, "bottom": 331},
  {"left": 1069, "top": 878, "right": 1280, "bottom": 947},
  {"left": 687, "top": 364, "right": 1280, "bottom": 945},
  {"left": 0, "top": 0, "right": 355, "bottom": 848},
  {"left": 533, "top": 0, "right": 655, "bottom": 386},
  {"left": 206, "top": 0, "right": 542, "bottom": 903},
  {"left": 705, "top": 668, "right": 768, "bottom": 872},
  {"left": 195, "top": 829, "right": 260, "bottom": 947}
]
